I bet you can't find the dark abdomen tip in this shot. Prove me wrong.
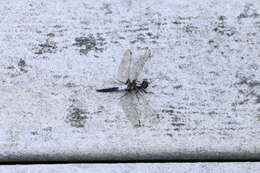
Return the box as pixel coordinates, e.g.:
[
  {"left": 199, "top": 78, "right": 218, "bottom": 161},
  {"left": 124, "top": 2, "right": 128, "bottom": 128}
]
[{"left": 96, "top": 87, "right": 119, "bottom": 92}]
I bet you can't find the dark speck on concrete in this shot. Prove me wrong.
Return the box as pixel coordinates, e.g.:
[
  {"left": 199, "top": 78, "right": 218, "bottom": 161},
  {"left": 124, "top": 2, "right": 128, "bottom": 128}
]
[
  {"left": 18, "top": 59, "right": 28, "bottom": 73},
  {"left": 66, "top": 105, "right": 89, "bottom": 128},
  {"left": 47, "top": 33, "right": 55, "bottom": 37},
  {"left": 172, "top": 21, "right": 181, "bottom": 24},
  {"left": 162, "top": 109, "right": 174, "bottom": 114},
  {"left": 30, "top": 131, "right": 38, "bottom": 135},
  {"left": 64, "top": 82, "right": 76, "bottom": 88},
  {"left": 18, "top": 59, "right": 26, "bottom": 68},
  {"left": 208, "top": 39, "right": 214, "bottom": 44},
  {"left": 257, "top": 113, "right": 260, "bottom": 121},
  {"left": 184, "top": 24, "right": 198, "bottom": 33},
  {"left": 173, "top": 85, "right": 182, "bottom": 89},
  {"left": 101, "top": 3, "right": 112, "bottom": 15},
  {"left": 171, "top": 123, "right": 185, "bottom": 126},
  {"left": 6, "top": 65, "right": 15, "bottom": 69},
  {"left": 218, "top": 15, "right": 226, "bottom": 21},
  {"left": 213, "top": 16, "right": 236, "bottom": 37},
  {"left": 34, "top": 39, "right": 57, "bottom": 55},
  {"left": 147, "top": 32, "right": 153, "bottom": 37},
  {"left": 166, "top": 133, "right": 173, "bottom": 137},
  {"left": 233, "top": 74, "right": 260, "bottom": 105},
  {"left": 73, "top": 34, "right": 106, "bottom": 55},
  {"left": 237, "top": 3, "right": 259, "bottom": 19},
  {"left": 256, "top": 96, "right": 260, "bottom": 103}
]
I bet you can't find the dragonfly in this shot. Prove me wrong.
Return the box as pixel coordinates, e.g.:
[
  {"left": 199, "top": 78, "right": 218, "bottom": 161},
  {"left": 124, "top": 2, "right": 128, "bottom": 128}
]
[
  {"left": 96, "top": 49, "right": 152, "bottom": 93},
  {"left": 96, "top": 49, "right": 159, "bottom": 127}
]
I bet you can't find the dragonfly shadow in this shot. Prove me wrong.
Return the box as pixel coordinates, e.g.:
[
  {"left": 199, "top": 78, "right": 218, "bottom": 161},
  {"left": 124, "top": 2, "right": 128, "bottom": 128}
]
[{"left": 120, "top": 92, "right": 160, "bottom": 127}]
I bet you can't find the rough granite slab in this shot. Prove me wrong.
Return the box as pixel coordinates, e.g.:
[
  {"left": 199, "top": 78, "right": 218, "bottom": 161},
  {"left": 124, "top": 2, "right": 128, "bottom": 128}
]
[
  {"left": 0, "top": 163, "right": 260, "bottom": 173},
  {"left": 0, "top": 0, "right": 259, "bottom": 162}
]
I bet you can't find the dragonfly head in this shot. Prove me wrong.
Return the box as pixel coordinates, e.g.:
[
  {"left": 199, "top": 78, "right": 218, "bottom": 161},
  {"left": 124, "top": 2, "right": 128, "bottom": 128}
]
[{"left": 141, "top": 79, "right": 149, "bottom": 89}]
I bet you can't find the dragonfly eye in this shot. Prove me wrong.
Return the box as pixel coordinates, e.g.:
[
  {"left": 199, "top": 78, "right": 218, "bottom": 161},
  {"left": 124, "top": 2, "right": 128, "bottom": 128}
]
[{"left": 142, "top": 80, "right": 149, "bottom": 89}]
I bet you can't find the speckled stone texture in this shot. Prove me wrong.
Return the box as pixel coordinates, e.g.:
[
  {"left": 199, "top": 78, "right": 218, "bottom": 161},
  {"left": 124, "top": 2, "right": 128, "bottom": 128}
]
[
  {"left": 0, "top": 163, "right": 260, "bottom": 173},
  {"left": 0, "top": 0, "right": 259, "bottom": 162}
]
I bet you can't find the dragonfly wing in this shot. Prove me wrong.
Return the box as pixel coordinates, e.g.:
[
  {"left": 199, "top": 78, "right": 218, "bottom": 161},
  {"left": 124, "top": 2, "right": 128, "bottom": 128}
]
[
  {"left": 120, "top": 93, "right": 141, "bottom": 127},
  {"left": 137, "top": 95, "right": 160, "bottom": 124},
  {"left": 130, "top": 49, "right": 152, "bottom": 80},
  {"left": 117, "top": 49, "right": 132, "bottom": 83}
]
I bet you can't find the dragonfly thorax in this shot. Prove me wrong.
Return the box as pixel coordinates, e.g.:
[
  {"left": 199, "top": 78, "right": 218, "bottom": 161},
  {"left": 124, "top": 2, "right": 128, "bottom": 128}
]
[
  {"left": 126, "top": 79, "right": 149, "bottom": 91},
  {"left": 126, "top": 80, "right": 137, "bottom": 91}
]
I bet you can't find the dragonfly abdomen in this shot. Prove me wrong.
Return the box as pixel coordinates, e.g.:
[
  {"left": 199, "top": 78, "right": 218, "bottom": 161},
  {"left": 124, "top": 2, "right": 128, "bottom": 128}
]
[
  {"left": 96, "top": 87, "right": 119, "bottom": 92},
  {"left": 96, "top": 85, "right": 128, "bottom": 92}
]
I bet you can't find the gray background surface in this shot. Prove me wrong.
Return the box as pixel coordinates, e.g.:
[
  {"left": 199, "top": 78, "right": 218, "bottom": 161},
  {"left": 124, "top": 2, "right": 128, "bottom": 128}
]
[
  {"left": 0, "top": 163, "right": 260, "bottom": 173},
  {"left": 0, "top": 0, "right": 259, "bottom": 163}
]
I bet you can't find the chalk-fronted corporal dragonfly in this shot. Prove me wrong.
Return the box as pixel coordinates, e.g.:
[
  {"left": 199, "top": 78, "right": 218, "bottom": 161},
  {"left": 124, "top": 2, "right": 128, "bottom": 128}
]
[{"left": 97, "top": 49, "right": 159, "bottom": 127}]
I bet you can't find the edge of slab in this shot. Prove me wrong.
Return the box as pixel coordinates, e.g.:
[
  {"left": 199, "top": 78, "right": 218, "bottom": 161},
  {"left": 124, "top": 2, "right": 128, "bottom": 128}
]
[
  {"left": 1, "top": 152, "right": 260, "bottom": 164},
  {"left": 0, "top": 163, "right": 260, "bottom": 173}
]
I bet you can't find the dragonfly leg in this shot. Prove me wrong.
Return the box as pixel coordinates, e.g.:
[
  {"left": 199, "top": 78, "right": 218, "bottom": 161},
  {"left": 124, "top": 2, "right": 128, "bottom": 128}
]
[
  {"left": 114, "top": 79, "right": 125, "bottom": 84},
  {"left": 140, "top": 90, "right": 145, "bottom": 96},
  {"left": 141, "top": 89, "right": 147, "bottom": 93},
  {"left": 143, "top": 89, "right": 154, "bottom": 94},
  {"left": 119, "top": 92, "right": 128, "bottom": 100},
  {"left": 135, "top": 90, "right": 140, "bottom": 101},
  {"left": 139, "top": 88, "right": 148, "bottom": 95}
]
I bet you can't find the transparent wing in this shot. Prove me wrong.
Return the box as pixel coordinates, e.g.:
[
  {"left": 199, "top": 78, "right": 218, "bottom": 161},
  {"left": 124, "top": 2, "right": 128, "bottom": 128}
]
[
  {"left": 129, "top": 49, "right": 152, "bottom": 80},
  {"left": 137, "top": 95, "right": 160, "bottom": 125},
  {"left": 120, "top": 93, "right": 141, "bottom": 127},
  {"left": 117, "top": 49, "right": 132, "bottom": 83},
  {"left": 120, "top": 92, "right": 159, "bottom": 127}
]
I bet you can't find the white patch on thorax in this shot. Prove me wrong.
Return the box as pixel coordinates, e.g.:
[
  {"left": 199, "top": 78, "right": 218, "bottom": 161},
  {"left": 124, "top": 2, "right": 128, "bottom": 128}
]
[
  {"left": 135, "top": 81, "right": 142, "bottom": 87},
  {"left": 118, "top": 85, "right": 128, "bottom": 91}
]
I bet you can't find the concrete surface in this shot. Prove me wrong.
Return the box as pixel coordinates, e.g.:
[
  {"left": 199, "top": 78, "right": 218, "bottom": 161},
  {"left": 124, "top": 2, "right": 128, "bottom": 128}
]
[
  {"left": 0, "top": 0, "right": 259, "bottom": 162},
  {"left": 0, "top": 163, "right": 260, "bottom": 173}
]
